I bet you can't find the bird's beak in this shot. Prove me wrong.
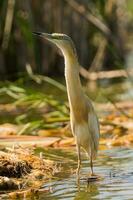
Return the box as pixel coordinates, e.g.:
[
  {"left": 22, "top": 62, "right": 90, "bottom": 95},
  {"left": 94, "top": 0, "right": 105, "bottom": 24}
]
[{"left": 32, "top": 32, "right": 53, "bottom": 40}]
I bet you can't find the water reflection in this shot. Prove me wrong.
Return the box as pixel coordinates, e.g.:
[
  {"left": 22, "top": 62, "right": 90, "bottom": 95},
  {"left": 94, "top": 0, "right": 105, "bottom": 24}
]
[
  {"left": 37, "top": 147, "right": 133, "bottom": 200},
  {"left": 74, "top": 184, "right": 99, "bottom": 200}
]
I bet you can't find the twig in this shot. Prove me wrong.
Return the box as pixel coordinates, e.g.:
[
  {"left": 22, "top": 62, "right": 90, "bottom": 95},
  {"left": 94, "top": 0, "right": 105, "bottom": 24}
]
[
  {"left": 64, "top": 0, "right": 123, "bottom": 51},
  {"left": 103, "top": 95, "right": 132, "bottom": 119},
  {"left": 2, "top": 0, "right": 15, "bottom": 50},
  {"left": 80, "top": 67, "right": 133, "bottom": 80},
  {"left": 89, "top": 38, "right": 107, "bottom": 72},
  {"left": 64, "top": 0, "right": 111, "bottom": 38},
  {"left": 26, "top": 63, "right": 66, "bottom": 92}
]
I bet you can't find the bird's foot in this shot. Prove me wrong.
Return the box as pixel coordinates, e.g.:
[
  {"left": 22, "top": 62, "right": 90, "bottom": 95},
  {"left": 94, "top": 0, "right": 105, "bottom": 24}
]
[
  {"left": 87, "top": 173, "right": 101, "bottom": 182},
  {"left": 76, "top": 167, "right": 80, "bottom": 177},
  {"left": 76, "top": 161, "right": 81, "bottom": 176},
  {"left": 90, "top": 172, "right": 96, "bottom": 177}
]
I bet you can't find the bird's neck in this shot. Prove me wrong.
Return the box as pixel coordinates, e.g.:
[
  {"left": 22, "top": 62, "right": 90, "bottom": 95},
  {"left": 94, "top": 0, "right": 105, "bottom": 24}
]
[{"left": 64, "top": 53, "right": 85, "bottom": 117}]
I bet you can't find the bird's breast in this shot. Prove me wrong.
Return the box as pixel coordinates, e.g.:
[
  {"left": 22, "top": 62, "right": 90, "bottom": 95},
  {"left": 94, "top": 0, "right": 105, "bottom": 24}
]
[
  {"left": 75, "top": 123, "right": 91, "bottom": 149},
  {"left": 70, "top": 100, "right": 88, "bottom": 124}
]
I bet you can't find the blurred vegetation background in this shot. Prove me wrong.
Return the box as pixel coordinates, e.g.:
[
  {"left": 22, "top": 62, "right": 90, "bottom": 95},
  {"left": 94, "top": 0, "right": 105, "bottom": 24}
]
[
  {"left": 0, "top": 0, "right": 133, "bottom": 80},
  {"left": 0, "top": 0, "right": 133, "bottom": 135}
]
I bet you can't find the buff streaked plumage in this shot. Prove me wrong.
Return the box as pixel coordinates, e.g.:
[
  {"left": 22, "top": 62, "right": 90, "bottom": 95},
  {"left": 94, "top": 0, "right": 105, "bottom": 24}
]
[{"left": 33, "top": 32, "right": 100, "bottom": 177}]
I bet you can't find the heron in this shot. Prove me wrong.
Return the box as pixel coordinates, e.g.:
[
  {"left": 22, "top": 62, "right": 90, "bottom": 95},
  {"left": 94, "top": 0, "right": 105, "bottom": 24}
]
[{"left": 33, "top": 32, "right": 100, "bottom": 177}]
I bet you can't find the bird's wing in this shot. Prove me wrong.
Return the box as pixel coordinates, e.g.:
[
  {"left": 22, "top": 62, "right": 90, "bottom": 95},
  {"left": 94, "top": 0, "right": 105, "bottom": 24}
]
[{"left": 88, "top": 106, "right": 100, "bottom": 158}]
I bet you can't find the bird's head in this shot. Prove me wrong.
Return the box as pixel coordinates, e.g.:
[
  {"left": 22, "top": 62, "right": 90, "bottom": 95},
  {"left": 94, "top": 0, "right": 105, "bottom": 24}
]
[{"left": 33, "top": 32, "right": 77, "bottom": 59}]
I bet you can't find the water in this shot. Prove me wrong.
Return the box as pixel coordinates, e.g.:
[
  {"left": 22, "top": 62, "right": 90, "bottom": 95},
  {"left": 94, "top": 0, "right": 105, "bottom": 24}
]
[
  {"left": 36, "top": 147, "right": 133, "bottom": 200},
  {"left": 0, "top": 79, "right": 133, "bottom": 199}
]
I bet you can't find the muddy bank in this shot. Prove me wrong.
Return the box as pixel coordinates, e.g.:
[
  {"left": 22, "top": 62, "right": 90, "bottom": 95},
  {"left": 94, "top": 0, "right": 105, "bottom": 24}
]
[{"left": 0, "top": 146, "right": 60, "bottom": 198}]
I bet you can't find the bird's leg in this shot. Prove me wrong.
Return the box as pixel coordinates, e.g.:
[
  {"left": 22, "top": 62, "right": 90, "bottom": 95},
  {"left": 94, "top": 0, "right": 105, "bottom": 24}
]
[
  {"left": 76, "top": 144, "right": 81, "bottom": 177},
  {"left": 90, "top": 153, "right": 94, "bottom": 176}
]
